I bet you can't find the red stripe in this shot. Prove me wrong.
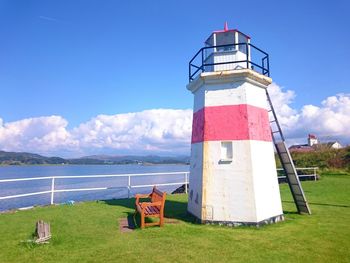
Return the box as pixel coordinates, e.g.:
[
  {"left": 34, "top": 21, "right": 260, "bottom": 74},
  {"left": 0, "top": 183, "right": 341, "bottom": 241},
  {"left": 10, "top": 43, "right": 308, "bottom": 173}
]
[{"left": 191, "top": 104, "right": 272, "bottom": 143}]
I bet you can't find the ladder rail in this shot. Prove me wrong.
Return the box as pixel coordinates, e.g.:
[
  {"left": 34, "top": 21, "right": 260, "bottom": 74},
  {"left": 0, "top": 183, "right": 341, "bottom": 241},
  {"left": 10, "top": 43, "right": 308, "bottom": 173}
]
[
  {"left": 266, "top": 90, "right": 285, "bottom": 142},
  {"left": 266, "top": 88, "right": 311, "bottom": 215},
  {"left": 275, "top": 142, "right": 311, "bottom": 214}
]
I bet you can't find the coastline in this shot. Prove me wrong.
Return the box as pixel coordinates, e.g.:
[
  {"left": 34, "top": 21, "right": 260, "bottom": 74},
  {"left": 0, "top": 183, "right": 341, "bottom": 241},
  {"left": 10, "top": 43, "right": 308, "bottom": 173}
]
[{"left": 0, "top": 162, "right": 189, "bottom": 167}]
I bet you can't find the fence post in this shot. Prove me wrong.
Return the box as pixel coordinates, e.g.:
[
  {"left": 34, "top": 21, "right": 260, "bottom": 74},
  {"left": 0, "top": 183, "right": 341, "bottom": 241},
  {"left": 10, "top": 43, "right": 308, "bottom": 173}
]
[
  {"left": 127, "top": 175, "right": 131, "bottom": 198},
  {"left": 185, "top": 173, "right": 188, "bottom": 194},
  {"left": 50, "top": 177, "right": 55, "bottom": 205},
  {"left": 314, "top": 167, "right": 317, "bottom": 181}
]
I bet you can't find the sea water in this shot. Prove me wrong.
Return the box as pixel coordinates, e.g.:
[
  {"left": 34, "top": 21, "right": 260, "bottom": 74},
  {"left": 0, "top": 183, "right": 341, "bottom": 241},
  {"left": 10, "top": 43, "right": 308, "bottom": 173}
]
[{"left": 0, "top": 164, "right": 189, "bottom": 211}]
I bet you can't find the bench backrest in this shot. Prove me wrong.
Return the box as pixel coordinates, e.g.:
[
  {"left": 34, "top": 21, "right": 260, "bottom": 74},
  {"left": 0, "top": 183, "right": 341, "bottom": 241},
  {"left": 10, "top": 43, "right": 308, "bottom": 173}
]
[{"left": 151, "top": 187, "right": 166, "bottom": 207}]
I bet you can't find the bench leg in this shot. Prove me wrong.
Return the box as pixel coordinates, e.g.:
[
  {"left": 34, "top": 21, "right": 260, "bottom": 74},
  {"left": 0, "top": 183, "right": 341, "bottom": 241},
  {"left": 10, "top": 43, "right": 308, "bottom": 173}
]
[
  {"left": 141, "top": 213, "right": 145, "bottom": 229},
  {"left": 160, "top": 214, "right": 164, "bottom": 227}
]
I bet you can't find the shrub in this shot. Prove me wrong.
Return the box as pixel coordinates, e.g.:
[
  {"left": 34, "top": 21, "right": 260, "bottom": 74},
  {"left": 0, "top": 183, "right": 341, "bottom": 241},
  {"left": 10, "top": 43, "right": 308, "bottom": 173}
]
[{"left": 276, "top": 146, "right": 350, "bottom": 170}]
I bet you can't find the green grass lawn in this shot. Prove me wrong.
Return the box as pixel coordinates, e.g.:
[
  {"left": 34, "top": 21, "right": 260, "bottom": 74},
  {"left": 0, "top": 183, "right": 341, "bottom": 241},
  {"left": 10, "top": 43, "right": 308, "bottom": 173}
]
[{"left": 1, "top": 172, "right": 349, "bottom": 263}]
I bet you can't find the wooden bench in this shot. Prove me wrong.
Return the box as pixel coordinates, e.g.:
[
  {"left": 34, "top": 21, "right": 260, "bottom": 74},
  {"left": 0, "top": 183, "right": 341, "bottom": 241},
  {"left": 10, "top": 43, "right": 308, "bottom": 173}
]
[{"left": 135, "top": 186, "right": 166, "bottom": 229}]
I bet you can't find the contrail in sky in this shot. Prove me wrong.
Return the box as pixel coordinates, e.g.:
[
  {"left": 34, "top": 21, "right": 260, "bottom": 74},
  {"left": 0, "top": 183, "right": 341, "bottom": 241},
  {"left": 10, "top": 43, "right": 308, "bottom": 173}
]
[{"left": 39, "top": 16, "right": 60, "bottom": 22}]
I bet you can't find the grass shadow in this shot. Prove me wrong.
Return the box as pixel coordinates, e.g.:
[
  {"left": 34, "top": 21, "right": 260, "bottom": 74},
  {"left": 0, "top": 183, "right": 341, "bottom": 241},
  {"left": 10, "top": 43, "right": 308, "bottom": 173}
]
[
  {"left": 123, "top": 212, "right": 136, "bottom": 230},
  {"left": 282, "top": 210, "right": 299, "bottom": 215},
  {"left": 282, "top": 200, "right": 349, "bottom": 208},
  {"left": 103, "top": 196, "right": 197, "bottom": 226},
  {"left": 308, "top": 202, "right": 350, "bottom": 208},
  {"left": 124, "top": 211, "right": 165, "bottom": 228}
]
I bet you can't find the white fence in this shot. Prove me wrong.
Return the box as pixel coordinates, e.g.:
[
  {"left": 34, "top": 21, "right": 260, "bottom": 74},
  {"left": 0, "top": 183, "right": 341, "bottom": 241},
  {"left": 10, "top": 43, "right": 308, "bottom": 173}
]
[
  {"left": 277, "top": 167, "right": 319, "bottom": 181},
  {"left": 0, "top": 172, "right": 189, "bottom": 206},
  {"left": 0, "top": 167, "right": 318, "bottom": 210}
]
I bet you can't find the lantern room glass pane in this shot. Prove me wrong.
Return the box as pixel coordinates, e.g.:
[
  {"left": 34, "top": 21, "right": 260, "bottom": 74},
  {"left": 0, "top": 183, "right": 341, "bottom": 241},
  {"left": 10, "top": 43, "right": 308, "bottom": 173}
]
[
  {"left": 238, "top": 33, "right": 248, "bottom": 54},
  {"left": 216, "top": 32, "right": 235, "bottom": 52}
]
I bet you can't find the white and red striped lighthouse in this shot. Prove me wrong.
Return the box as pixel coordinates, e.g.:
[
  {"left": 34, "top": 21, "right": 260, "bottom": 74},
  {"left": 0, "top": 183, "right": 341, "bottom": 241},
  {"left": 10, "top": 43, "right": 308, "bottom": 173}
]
[{"left": 187, "top": 24, "right": 283, "bottom": 226}]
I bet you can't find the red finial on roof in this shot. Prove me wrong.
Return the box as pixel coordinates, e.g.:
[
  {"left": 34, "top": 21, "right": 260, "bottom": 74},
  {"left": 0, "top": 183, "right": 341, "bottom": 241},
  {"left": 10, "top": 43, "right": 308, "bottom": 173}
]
[{"left": 224, "top": 21, "right": 229, "bottom": 31}]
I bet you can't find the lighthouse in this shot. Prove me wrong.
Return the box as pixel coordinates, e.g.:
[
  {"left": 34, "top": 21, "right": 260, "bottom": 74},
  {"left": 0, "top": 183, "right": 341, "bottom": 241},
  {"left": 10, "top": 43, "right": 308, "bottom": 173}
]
[{"left": 187, "top": 24, "right": 284, "bottom": 226}]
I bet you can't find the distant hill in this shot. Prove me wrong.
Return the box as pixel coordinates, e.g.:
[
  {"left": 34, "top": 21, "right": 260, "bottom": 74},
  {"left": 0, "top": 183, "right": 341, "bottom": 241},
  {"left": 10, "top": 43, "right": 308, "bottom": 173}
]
[
  {"left": 0, "top": 151, "right": 190, "bottom": 165},
  {"left": 0, "top": 151, "right": 66, "bottom": 165},
  {"left": 69, "top": 154, "right": 190, "bottom": 165}
]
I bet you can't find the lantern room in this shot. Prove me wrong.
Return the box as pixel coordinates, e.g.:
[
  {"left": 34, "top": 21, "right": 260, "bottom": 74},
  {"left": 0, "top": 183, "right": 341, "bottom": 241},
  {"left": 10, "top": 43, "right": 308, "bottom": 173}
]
[
  {"left": 203, "top": 22, "right": 251, "bottom": 72},
  {"left": 189, "top": 23, "right": 270, "bottom": 81}
]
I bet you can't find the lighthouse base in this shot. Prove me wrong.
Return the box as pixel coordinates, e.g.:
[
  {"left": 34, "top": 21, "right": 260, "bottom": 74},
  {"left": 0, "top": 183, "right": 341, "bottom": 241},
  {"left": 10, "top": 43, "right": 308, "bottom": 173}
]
[{"left": 189, "top": 212, "right": 284, "bottom": 227}]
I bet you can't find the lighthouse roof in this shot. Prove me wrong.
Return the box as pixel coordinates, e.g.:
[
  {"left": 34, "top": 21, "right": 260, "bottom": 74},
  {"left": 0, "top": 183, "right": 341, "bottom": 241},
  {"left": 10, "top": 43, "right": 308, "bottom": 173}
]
[
  {"left": 205, "top": 23, "right": 251, "bottom": 45},
  {"left": 308, "top": 134, "right": 317, "bottom": 139},
  {"left": 212, "top": 29, "right": 250, "bottom": 39}
]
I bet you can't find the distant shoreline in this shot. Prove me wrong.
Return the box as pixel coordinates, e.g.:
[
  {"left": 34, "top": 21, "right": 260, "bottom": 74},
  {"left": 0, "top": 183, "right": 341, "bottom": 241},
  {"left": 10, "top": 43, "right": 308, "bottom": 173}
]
[
  {"left": 0, "top": 162, "right": 189, "bottom": 167},
  {"left": 0, "top": 150, "right": 190, "bottom": 166}
]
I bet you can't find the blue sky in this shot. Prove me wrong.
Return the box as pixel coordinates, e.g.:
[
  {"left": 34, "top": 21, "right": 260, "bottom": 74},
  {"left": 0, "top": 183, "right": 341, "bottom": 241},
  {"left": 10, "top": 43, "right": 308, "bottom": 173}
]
[{"left": 0, "top": 0, "right": 349, "bottom": 156}]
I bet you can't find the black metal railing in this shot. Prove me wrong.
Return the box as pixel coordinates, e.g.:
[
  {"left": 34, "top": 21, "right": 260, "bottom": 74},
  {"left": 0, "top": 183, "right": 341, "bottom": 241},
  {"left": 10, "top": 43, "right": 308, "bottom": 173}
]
[{"left": 189, "top": 43, "right": 269, "bottom": 82}]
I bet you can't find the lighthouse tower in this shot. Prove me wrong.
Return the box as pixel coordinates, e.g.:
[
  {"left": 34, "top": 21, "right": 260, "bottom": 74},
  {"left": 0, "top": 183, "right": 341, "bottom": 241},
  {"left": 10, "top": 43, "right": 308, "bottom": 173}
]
[{"left": 187, "top": 24, "right": 284, "bottom": 226}]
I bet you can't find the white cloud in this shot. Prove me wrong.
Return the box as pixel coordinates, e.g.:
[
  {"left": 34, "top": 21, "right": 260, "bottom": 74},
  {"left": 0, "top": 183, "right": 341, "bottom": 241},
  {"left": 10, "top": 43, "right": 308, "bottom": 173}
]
[
  {"left": 72, "top": 109, "right": 193, "bottom": 155},
  {"left": 0, "top": 116, "right": 79, "bottom": 156},
  {"left": 0, "top": 110, "right": 193, "bottom": 157},
  {"left": 0, "top": 87, "right": 349, "bottom": 157},
  {"left": 268, "top": 83, "right": 350, "bottom": 145},
  {"left": 268, "top": 83, "right": 299, "bottom": 131},
  {"left": 298, "top": 93, "right": 350, "bottom": 139}
]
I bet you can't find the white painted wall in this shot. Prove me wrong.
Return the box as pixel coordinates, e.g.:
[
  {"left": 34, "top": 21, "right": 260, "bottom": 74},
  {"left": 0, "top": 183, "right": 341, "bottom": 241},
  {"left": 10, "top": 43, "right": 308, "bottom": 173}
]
[
  {"left": 187, "top": 142, "right": 204, "bottom": 219},
  {"left": 204, "top": 140, "right": 257, "bottom": 222},
  {"left": 201, "top": 140, "right": 282, "bottom": 223},
  {"left": 192, "top": 77, "right": 269, "bottom": 112},
  {"left": 308, "top": 137, "right": 318, "bottom": 146},
  {"left": 188, "top": 70, "right": 283, "bottom": 224},
  {"left": 331, "top": 142, "right": 342, "bottom": 149},
  {"left": 250, "top": 141, "right": 283, "bottom": 221}
]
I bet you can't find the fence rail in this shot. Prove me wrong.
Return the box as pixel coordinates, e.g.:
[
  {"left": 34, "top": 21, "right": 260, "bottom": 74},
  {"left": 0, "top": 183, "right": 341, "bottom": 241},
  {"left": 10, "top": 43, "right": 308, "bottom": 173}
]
[
  {"left": 0, "top": 172, "right": 189, "bottom": 206},
  {"left": 189, "top": 42, "right": 270, "bottom": 81},
  {"left": 277, "top": 167, "right": 319, "bottom": 181},
  {"left": 0, "top": 167, "right": 317, "bottom": 210}
]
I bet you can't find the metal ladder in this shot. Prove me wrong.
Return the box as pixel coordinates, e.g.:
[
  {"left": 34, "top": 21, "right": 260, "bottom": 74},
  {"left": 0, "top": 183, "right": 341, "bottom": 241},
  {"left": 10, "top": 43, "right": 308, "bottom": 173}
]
[{"left": 266, "top": 89, "right": 311, "bottom": 214}]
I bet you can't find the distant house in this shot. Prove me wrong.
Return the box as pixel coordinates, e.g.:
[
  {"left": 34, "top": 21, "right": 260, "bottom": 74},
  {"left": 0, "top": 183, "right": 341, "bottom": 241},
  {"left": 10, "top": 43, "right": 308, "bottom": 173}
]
[
  {"left": 314, "top": 141, "right": 343, "bottom": 150},
  {"left": 327, "top": 141, "right": 342, "bottom": 149},
  {"left": 289, "top": 134, "right": 342, "bottom": 152},
  {"left": 307, "top": 134, "right": 318, "bottom": 146}
]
